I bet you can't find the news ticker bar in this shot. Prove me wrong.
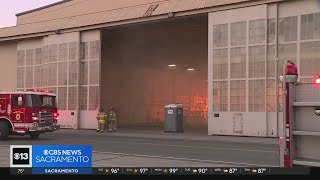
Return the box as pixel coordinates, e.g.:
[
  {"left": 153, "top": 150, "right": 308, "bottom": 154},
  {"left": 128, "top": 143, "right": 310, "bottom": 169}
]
[{"left": 4, "top": 167, "right": 317, "bottom": 175}]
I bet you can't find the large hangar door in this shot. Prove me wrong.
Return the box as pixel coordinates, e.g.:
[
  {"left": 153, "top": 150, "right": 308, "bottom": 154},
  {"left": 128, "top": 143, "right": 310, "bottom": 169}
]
[{"left": 101, "top": 15, "right": 208, "bottom": 131}]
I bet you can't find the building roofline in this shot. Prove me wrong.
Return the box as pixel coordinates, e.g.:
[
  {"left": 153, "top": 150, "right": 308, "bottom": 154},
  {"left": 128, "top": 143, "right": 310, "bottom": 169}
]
[{"left": 16, "top": 0, "right": 73, "bottom": 17}]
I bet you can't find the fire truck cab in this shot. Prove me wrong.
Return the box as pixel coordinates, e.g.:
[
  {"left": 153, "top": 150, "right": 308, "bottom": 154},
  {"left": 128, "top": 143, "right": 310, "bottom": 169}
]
[{"left": 0, "top": 89, "right": 60, "bottom": 140}]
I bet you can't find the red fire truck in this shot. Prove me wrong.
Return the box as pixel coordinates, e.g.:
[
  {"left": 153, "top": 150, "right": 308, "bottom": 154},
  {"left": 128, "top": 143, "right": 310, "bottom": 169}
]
[{"left": 0, "top": 89, "right": 60, "bottom": 140}]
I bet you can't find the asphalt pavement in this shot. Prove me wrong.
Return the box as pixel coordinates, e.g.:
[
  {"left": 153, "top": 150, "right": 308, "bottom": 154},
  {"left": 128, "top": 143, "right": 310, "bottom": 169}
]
[{"left": 0, "top": 129, "right": 279, "bottom": 167}]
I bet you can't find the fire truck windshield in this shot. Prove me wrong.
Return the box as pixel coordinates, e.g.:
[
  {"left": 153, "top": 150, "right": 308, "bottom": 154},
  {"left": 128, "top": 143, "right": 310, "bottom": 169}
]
[{"left": 26, "top": 94, "right": 57, "bottom": 108}]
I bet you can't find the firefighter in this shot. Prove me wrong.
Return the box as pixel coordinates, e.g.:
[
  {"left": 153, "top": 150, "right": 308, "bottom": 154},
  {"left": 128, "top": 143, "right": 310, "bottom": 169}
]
[
  {"left": 96, "top": 108, "right": 107, "bottom": 133},
  {"left": 108, "top": 107, "right": 117, "bottom": 132}
]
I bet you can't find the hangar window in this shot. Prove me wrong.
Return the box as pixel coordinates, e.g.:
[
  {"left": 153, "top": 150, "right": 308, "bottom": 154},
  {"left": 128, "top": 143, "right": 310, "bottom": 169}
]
[
  {"left": 213, "top": 81, "right": 228, "bottom": 112},
  {"left": 230, "top": 47, "right": 246, "bottom": 79},
  {"left": 41, "top": 64, "right": 48, "bottom": 87},
  {"left": 268, "top": 19, "right": 276, "bottom": 44},
  {"left": 42, "top": 46, "right": 49, "bottom": 64},
  {"left": 25, "top": 66, "right": 34, "bottom": 88},
  {"left": 26, "top": 49, "right": 34, "bottom": 66},
  {"left": 17, "top": 67, "right": 25, "bottom": 89},
  {"left": 278, "top": 16, "right": 297, "bottom": 43},
  {"left": 80, "top": 42, "right": 89, "bottom": 60},
  {"left": 35, "top": 48, "right": 42, "bottom": 65},
  {"left": 34, "top": 65, "right": 41, "bottom": 88},
  {"left": 80, "top": 86, "right": 88, "bottom": 110},
  {"left": 89, "top": 60, "right": 99, "bottom": 85},
  {"left": 213, "top": 24, "right": 228, "bottom": 48},
  {"left": 249, "top": 46, "right": 265, "bottom": 78},
  {"left": 49, "top": 45, "right": 58, "bottom": 63},
  {"left": 89, "top": 86, "right": 99, "bottom": 110},
  {"left": 249, "top": 80, "right": 265, "bottom": 112},
  {"left": 68, "top": 86, "right": 77, "bottom": 110},
  {"left": 69, "top": 42, "right": 78, "bottom": 60},
  {"left": 59, "top": 43, "right": 68, "bottom": 62},
  {"left": 249, "top": 19, "right": 266, "bottom": 45},
  {"left": 300, "top": 41, "right": 320, "bottom": 77},
  {"left": 68, "top": 62, "right": 78, "bottom": 85},
  {"left": 58, "top": 87, "right": 67, "bottom": 110},
  {"left": 231, "top": 21, "right": 246, "bottom": 46},
  {"left": 17, "top": 50, "right": 25, "bottom": 66},
  {"left": 80, "top": 61, "right": 89, "bottom": 85},
  {"left": 48, "top": 63, "right": 57, "bottom": 86},
  {"left": 267, "top": 45, "right": 275, "bottom": 78},
  {"left": 301, "top": 13, "right": 320, "bottom": 40},
  {"left": 58, "top": 62, "right": 68, "bottom": 86},
  {"left": 230, "top": 80, "right": 246, "bottom": 112},
  {"left": 90, "top": 41, "right": 100, "bottom": 59},
  {"left": 267, "top": 80, "right": 275, "bottom": 112},
  {"left": 213, "top": 49, "right": 228, "bottom": 80}
]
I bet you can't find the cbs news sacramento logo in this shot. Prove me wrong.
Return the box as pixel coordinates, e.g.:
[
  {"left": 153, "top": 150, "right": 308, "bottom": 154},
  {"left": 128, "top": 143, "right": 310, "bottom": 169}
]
[{"left": 10, "top": 145, "right": 33, "bottom": 168}]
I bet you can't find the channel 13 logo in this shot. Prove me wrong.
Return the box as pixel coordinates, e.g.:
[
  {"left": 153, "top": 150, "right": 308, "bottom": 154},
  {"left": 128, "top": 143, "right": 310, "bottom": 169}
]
[{"left": 10, "top": 145, "right": 32, "bottom": 167}]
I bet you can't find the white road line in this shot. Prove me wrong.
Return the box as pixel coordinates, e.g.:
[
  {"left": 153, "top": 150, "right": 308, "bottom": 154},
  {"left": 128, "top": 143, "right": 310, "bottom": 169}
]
[
  {"left": 64, "top": 138, "right": 277, "bottom": 154},
  {"left": 54, "top": 132, "right": 277, "bottom": 145},
  {"left": 92, "top": 150, "right": 278, "bottom": 167}
]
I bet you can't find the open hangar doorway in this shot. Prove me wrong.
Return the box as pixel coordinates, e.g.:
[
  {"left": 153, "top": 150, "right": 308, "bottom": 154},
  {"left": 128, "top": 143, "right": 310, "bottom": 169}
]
[{"left": 101, "top": 14, "right": 208, "bottom": 132}]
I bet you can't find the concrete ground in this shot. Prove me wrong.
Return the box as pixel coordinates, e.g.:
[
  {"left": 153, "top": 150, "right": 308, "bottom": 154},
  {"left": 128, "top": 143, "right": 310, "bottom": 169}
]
[{"left": 0, "top": 129, "right": 279, "bottom": 167}]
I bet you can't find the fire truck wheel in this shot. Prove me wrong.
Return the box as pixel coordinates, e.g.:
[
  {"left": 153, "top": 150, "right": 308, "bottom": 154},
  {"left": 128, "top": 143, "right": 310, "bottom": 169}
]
[
  {"left": 0, "top": 121, "right": 9, "bottom": 141},
  {"left": 30, "top": 133, "right": 40, "bottom": 140}
]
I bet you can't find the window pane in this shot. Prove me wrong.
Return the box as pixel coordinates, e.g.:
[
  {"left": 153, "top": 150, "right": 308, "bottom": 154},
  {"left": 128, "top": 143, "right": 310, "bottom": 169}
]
[
  {"left": 89, "top": 60, "right": 99, "bottom": 85},
  {"left": 58, "top": 87, "right": 67, "bottom": 110},
  {"left": 249, "top": 80, "right": 265, "bottom": 112},
  {"left": 25, "top": 66, "right": 34, "bottom": 88},
  {"left": 267, "top": 80, "right": 275, "bottom": 112},
  {"left": 268, "top": 19, "right": 276, "bottom": 44},
  {"left": 80, "top": 86, "right": 88, "bottom": 110},
  {"left": 89, "top": 41, "right": 100, "bottom": 59},
  {"left": 69, "top": 42, "right": 77, "bottom": 61},
  {"left": 300, "top": 41, "right": 320, "bottom": 77},
  {"left": 58, "top": 62, "right": 68, "bottom": 86},
  {"left": 231, "top": 21, "right": 246, "bottom": 46},
  {"left": 48, "top": 63, "right": 57, "bottom": 86},
  {"left": 230, "top": 80, "right": 246, "bottom": 112},
  {"left": 249, "top": 19, "right": 266, "bottom": 45},
  {"left": 80, "top": 42, "right": 89, "bottom": 60},
  {"left": 89, "top": 86, "right": 99, "bottom": 110},
  {"left": 41, "top": 64, "right": 48, "bottom": 87},
  {"left": 213, "top": 24, "right": 228, "bottom": 48},
  {"left": 42, "top": 46, "right": 48, "bottom": 64},
  {"left": 17, "top": 50, "right": 25, "bottom": 66},
  {"left": 68, "top": 86, "right": 77, "bottom": 110},
  {"left": 267, "top": 45, "right": 275, "bottom": 78},
  {"left": 230, "top": 47, "right": 246, "bottom": 79},
  {"left": 249, "top": 46, "right": 266, "bottom": 78},
  {"left": 80, "top": 61, "right": 88, "bottom": 85},
  {"left": 49, "top": 45, "right": 58, "bottom": 63},
  {"left": 68, "top": 61, "right": 78, "bottom": 85},
  {"left": 279, "top": 16, "right": 297, "bottom": 43},
  {"left": 34, "top": 65, "right": 41, "bottom": 88},
  {"left": 213, "top": 49, "right": 228, "bottom": 80},
  {"left": 26, "top": 49, "right": 34, "bottom": 66},
  {"left": 213, "top": 81, "right": 228, "bottom": 112},
  {"left": 17, "top": 67, "right": 25, "bottom": 89},
  {"left": 59, "top": 43, "right": 68, "bottom": 62},
  {"left": 35, "top": 48, "right": 42, "bottom": 65}
]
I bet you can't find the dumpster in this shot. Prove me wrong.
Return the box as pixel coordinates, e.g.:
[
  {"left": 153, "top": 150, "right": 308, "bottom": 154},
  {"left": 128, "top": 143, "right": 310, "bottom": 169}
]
[{"left": 164, "top": 104, "right": 183, "bottom": 132}]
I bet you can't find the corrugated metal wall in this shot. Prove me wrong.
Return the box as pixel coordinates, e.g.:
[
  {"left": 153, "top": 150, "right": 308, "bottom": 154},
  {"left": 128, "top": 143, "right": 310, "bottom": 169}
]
[{"left": 101, "top": 15, "right": 208, "bottom": 131}]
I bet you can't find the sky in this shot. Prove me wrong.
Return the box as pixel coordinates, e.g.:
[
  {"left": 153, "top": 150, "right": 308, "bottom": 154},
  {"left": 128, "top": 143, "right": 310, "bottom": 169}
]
[{"left": 0, "top": 0, "right": 61, "bottom": 28}]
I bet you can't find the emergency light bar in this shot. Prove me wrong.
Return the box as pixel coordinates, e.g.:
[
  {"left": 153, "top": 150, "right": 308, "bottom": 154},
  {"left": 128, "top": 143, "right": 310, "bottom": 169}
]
[{"left": 25, "top": 89, "right": 54, "bottom": 93}]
